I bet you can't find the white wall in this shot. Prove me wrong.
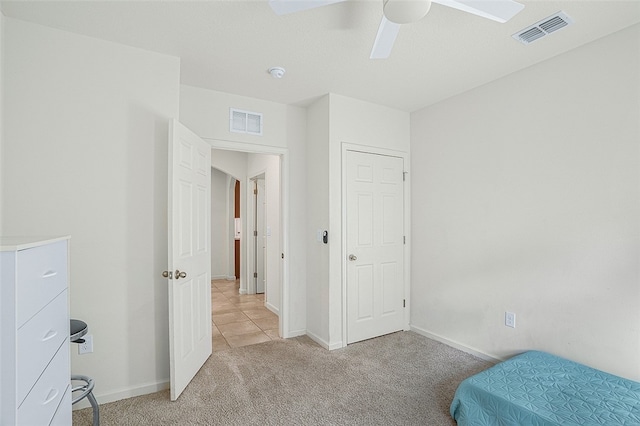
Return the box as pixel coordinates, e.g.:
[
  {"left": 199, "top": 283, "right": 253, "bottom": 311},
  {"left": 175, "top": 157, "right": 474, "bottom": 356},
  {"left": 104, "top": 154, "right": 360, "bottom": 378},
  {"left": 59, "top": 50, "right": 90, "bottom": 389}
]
[
  {"left": 180, "top": 85, "right": 288, "bottom": 148},
  {"left": 1, "top": 18, "right": 181, "bottom": 402},
  {"left": 0, "top": 12, "right": 4, "bottom": 232},
  {"left": 0, "top": 15, "right": 4, "bottom": 418},
  {"left": 212, "top": 149, "right": 248, "bottom": 285},
  {"left": 211, "top": 149, "right": 248, "bottom": 180},
  {"left": 180, "top": 85, "right": 307, "bottom": 336},
  {"left": 211, "top": 167, "right": 229, "bottom": 279},
  {"left": 328, "top": 94, "right": 410, "bottom": 348},
  {"left": 410, "top": 24, "right": 640, "bottom": 381},
  {"left": 247, "top": 153, "right": 281, "bottom": 313},
  {"left": 305, "top": 96, "right": 330, "bottom": 344},
  {"left": 284, "top": 105, "right": 308, "bottom": 337},
  {"left": 306, "top": 93, "right": 410, "bottom": 348}
]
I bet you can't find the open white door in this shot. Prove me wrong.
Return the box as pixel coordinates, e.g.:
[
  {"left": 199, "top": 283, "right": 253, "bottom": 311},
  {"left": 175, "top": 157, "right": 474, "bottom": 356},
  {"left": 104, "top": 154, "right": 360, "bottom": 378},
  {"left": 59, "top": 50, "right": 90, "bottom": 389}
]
[{"left": 167, "top": 119, "right": 212, "bottom": 401}]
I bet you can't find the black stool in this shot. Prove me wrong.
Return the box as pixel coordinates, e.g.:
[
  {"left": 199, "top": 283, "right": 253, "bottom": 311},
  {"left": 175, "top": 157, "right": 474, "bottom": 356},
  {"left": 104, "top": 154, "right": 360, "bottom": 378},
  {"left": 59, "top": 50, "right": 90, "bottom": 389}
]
[{"left": 70, "top": 319, "right": 100, "bottom": 426}]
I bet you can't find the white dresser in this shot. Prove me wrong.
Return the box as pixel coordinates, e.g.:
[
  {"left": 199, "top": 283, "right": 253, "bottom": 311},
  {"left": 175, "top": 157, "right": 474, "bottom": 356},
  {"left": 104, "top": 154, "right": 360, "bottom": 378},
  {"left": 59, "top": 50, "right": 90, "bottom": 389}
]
[{"left": 1, "top": 236, "right": 72, "bottom": 426}]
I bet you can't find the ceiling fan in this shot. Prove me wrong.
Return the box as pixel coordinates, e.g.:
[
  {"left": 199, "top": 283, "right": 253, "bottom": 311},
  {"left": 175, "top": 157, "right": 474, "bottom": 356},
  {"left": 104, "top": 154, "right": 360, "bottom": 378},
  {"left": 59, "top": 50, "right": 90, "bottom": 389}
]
[{"left": 268, "top": 0, "right": 525, "bottom": 59}]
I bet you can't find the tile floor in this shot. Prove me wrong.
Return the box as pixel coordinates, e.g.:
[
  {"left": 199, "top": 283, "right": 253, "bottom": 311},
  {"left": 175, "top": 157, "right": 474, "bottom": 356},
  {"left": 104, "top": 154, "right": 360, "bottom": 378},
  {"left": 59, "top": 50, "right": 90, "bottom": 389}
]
[{"left": 212, "top": 279, "right": 280, "bottom": 352}]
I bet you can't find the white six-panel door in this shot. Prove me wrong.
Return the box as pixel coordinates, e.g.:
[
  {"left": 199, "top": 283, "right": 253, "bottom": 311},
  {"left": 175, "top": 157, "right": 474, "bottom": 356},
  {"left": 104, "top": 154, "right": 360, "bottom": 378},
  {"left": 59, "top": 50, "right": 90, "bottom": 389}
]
[
  {"left": 256, "top": 178, "right": 266, "bottom": 294},
  {"left": 168, "top": 120, "right": 212, "bottom": 401},
  {"left": 346, "top": 150, "right": 405, "bottom": 344}
]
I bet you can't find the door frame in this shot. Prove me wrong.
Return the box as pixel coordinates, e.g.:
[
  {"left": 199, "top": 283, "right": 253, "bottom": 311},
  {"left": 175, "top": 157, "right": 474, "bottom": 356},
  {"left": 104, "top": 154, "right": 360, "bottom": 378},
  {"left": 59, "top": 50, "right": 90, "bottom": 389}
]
[
  {"left": 248, "top": 174, "right": 267, "bottom": 295},
  {"left": 341, "top": 142, "right": 411, "bottom": 348},
  {"left": 205, "top": 138, "right": 290, "bottom": 339}
]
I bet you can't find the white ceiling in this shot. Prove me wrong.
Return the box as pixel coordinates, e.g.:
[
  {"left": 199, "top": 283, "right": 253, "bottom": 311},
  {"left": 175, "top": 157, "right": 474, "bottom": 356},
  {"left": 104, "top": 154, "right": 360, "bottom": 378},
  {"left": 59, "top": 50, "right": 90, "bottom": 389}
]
[{"left": 1, "top": 0, "right": 639, "bottom": 112}]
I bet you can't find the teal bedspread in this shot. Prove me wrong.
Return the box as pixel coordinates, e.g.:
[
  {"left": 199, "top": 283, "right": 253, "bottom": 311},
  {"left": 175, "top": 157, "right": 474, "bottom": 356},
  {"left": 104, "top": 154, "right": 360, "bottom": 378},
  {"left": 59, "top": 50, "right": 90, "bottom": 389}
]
[{"left": 450, "top": 351, "right": 640, "bottom": 425}]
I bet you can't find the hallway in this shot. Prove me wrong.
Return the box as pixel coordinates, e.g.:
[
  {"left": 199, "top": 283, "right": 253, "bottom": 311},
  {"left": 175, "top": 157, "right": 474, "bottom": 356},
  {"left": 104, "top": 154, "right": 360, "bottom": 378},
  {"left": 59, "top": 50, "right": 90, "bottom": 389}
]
[{"left": 211, "top": 279, "right": 280, "bottom": 351}]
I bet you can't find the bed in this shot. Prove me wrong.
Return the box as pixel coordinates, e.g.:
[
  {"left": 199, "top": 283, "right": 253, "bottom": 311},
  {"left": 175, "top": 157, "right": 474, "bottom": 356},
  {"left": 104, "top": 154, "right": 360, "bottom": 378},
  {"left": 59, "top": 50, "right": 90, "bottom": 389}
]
[{"left": 450, "top": 350, "right": 640, "bottom": 425}]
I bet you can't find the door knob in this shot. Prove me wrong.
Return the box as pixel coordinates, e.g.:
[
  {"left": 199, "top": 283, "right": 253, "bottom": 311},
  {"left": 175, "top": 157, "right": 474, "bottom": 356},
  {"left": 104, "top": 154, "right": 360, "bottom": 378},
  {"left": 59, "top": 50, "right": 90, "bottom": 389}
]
[
  {"left": 175, "top": 270, "right": 187, "bottom": 279},
  {"left": 348, "top": 254, "right": 357, "bottom": 261},
  {"left": 162, "top": 270, "right": 173, "bottom": 279}
]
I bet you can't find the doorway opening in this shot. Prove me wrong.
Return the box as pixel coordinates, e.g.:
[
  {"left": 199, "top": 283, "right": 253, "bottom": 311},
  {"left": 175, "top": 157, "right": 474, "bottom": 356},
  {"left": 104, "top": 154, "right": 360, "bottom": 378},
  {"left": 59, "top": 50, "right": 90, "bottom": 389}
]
[{"left": 209, "top": 146, "right": 285, "bottom": 348}]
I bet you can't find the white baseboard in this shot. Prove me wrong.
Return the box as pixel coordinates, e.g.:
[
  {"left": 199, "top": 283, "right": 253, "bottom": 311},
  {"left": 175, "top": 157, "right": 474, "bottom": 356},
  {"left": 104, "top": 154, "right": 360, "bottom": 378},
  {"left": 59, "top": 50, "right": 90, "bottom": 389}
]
[
  {"left": 265, "top": 302, "right": 279, "bottom": 316},
  {"left": 211, "top": 274, "right": 227, "bottom": 280},
  {"left": 226, "top": 276, "right": 236, "bottom": 281},
  {"left": 286, "top": 328, "right": 306, "bottom": 338},
  {"left": 328, "top": 340, "right": 343, "bottom": 350},
  {"left": 305, "top": 330, "right": 343, "bottom": 350},
  {"left": 410, "top": 325, "right": 502, "bottom": 364},
  {"left": 72, "top": 380, "right": 169, "bottom": 410},
  {"left": 305, "top": 330, "right": 330, "bottom": 349}
]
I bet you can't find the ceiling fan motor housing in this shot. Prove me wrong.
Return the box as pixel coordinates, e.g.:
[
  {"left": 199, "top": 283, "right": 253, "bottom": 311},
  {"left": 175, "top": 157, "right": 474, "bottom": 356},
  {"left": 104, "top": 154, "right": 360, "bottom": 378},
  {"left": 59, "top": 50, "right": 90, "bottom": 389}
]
[{"left": 383, "top": 0, "right": 432, "bottom": 24}]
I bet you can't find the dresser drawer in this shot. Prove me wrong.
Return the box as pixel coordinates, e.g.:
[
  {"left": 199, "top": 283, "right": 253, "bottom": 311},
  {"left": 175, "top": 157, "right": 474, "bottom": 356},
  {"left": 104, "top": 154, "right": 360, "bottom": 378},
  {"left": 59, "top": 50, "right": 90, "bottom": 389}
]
[
  {"left": 17, "top": 240, "right": 68, "bottom": 327},
  {"left": 17, "top": 290, "right": 69, "bottom": 405},
  {"left": 49, "top": 384, "right": 72, "bottom": 426},
  {"left": 17, "top": 342, "right": 70, "bottom": 426}
]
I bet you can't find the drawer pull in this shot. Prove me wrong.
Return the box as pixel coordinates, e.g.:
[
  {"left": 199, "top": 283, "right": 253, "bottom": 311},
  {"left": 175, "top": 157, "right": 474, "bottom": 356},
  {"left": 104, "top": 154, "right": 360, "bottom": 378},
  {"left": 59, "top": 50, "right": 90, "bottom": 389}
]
[
  {"left": 43, "top": 388, "right": 59, "bottom": 405},
  {"left": 42, "top": 329, "right": 58, "bottom": 341},
  {"left": 42, "top": 270, "right": 58, "bottom": 278}
]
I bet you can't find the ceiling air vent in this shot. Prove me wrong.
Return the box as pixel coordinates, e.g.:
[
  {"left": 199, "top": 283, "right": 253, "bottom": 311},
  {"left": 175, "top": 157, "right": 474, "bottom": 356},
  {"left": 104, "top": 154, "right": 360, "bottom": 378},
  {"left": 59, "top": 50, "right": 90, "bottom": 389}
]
[
  {"left": 230, "top": 108, "right": 263, "bottom": 136},
  {"left": 512, "top": 11, "right": 573, "bottom": 45}
]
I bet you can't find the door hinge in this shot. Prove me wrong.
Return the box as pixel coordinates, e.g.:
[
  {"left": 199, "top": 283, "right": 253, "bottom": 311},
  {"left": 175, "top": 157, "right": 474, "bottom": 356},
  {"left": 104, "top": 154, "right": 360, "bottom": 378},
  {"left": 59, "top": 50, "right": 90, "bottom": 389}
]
[
  {"left": 403, "top": 236, "right": 406, "bottom": 244},
  {"left": 281, "top": 253, "right": 284, "bottom": 259},
  {"left": 403, "top": 299, "right": 406, "bottom": 308},
  {"left": 254, "top": 188, "right": 257, "bottom": 194},
  {"left": 254, "top": 230, "right": 258, "bottom": 237},
  {"left": 254, "top": 272, "right": 258, "bottom": 278},
  {"left": 403, "top": 171, "right": 407, "bottom": 182}
]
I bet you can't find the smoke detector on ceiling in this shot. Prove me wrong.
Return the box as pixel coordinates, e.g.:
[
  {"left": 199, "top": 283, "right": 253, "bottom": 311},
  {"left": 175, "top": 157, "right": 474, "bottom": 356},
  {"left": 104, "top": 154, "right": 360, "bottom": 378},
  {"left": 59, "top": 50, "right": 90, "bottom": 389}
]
[
  {"left": 268, "top": 67, "right": 286, "bottom": 79},
  {"left": 513, "top": 11, "right": 574, "bottom": 45}
]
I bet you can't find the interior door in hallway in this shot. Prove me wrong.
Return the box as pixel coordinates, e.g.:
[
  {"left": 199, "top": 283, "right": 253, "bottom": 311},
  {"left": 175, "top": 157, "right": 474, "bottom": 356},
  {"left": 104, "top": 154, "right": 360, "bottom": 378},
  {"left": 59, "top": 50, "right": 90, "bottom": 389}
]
[
  {"left": 167, "top": 119, "right": 212, "bottom": 401},
  {"left": 255, "top": 178, "right": 266, "bottom": 294},
  {"left": 346, "top": 150, "right": 405, "bottom": 344}
]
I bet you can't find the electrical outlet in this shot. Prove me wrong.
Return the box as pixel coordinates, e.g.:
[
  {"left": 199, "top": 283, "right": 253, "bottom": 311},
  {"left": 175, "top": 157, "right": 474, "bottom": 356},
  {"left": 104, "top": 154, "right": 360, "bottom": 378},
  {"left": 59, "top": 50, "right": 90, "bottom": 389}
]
[
  {"left": 78, "top": 334, "right": 94, "bottom": 354},
  {"left": 505, "top": 312, "right": 516, "bottom": 328}
]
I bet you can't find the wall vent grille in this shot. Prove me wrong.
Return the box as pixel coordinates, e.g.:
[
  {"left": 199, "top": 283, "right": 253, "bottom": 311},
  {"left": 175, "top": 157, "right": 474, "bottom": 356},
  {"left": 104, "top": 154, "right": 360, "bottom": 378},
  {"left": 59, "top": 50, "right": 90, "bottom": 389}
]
[
  {"left": 230, "top": 108, "right": 263, "bottom": 136},
  {"left": 512, "top": 11, "right": 573, "bottom": 45}
]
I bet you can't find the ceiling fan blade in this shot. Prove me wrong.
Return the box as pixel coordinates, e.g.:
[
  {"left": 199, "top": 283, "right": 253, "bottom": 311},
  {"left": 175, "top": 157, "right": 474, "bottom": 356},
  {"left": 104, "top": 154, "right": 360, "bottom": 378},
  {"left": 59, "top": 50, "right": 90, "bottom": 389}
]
[
  {"left": 370, "top": 16, "right": 401, "bottom": 59},
  {"left": 432, "top": 0, "right": 524, "bottom": 23},
  {"left": 268, "top": 0, "right": 346, "bottom": 16}
]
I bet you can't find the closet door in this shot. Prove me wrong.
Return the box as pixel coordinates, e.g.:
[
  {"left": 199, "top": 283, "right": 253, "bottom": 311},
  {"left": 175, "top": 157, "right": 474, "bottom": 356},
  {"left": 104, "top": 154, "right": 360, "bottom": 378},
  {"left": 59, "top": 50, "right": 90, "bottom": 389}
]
[{"left": 345, "top": 150, "right": 405, "bottom": 344}]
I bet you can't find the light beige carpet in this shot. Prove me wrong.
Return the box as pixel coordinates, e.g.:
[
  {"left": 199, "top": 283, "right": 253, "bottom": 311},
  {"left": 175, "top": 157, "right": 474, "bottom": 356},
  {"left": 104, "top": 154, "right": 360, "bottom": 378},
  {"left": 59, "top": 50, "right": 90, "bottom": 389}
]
[{"left": 73, "top": 331, "right": 492, "bottom": 425}]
